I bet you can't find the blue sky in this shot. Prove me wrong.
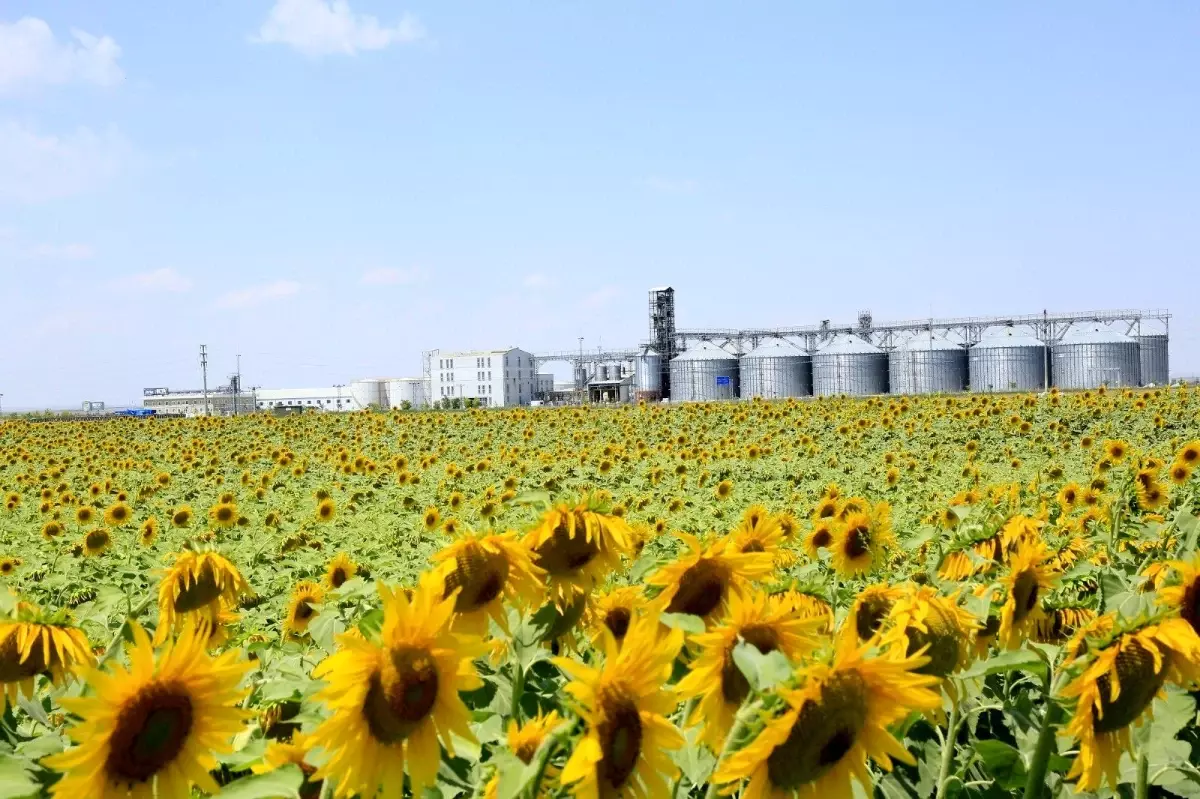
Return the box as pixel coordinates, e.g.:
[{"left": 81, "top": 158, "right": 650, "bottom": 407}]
[{"left": 1, "top": 2, "right": 1197, "bottom": 409}]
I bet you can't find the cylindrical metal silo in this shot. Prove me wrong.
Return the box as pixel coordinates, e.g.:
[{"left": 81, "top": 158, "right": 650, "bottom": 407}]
[
  {"left": 668, "top": 341, "right": 739, "bottom": 402},
  {"left": 1051, "top": 324, "right": 1140, "bottom": 389},
  {"left": 740, "top": 339, "right": 812, "bottom": 399},
  {"left": 1136, "top": 334, "right": 1169, "bottom": 386},
  {"left": 969, "top": 329, "right": 1047, "bottom": 392},
  {"left": 889, "top": 334, "right": 968, "bottom": 395},
  {"left": 349, "top": 378, "right": 387, "bottom": 408},
  {"left": 634, "top": 349, "right": 663, "bottom": 398},
  {"left": 812, "top": 334, "right": 888, "bottom": 396}
]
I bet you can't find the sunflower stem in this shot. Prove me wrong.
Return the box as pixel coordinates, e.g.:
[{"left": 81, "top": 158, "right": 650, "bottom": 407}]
[
  {"left": 704, "top": 700, "right": 760, "bottom": 799},
  {"left": 99, "top": 593, "right": 155, "bottom": 664},
  {"left": 510, "top": 657, "right": 525, "bottom": 724},
  {"left": 1021, "top": 692, "right": 1062, "bottom": 799},
  {"left": 1134, "top": 751, "right": 1150, "bottom": 799},
  {"left": 526, "top": 725, "right": 570, "bottom": 799},
  {"left": 935, "top": 701, "right": 961, "bottom": 799}
]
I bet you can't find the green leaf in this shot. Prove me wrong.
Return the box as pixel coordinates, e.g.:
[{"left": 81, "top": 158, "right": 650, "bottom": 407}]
[
  {"left": 961, "top": 650, "right": 1047, "bottom": 680},
  {"left": 0, "top": 753, "right": 42, "bottom": 799},
  {"left": 731, "top": 641, "right": 793, "bottom": 692},
  {"left": 512, "top": 490, "right": 552, "bottom": 509},
  {"left": 357, "top": 606, "right": 385, "bottom": 640},
  {"left": 903, "top": 527, "right": 937, "bottom": 551},
  {"left": 659, "top": 612, "right": 706, "bottom": 635},
  {"left": 974, "top": 739, "right": 1027, "bottom": 791},
  {"left": 213, "top": 765, "right": 304, "bottom": 798}
]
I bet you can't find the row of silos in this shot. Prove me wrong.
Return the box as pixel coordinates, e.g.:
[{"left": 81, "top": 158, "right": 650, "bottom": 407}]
[{"left": 659, "top": 324, "right": 1165, "bottom": 401}]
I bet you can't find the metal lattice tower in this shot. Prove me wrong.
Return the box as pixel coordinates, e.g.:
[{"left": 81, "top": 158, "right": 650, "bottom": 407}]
[{"left": 649, "top": 287, "right": 677, "bottom": 398}]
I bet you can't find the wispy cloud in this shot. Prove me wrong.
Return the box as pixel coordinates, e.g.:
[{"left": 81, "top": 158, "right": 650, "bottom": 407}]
[
  {"left": 252, "top": 0, "right": 425, "bottom": 57},
  {"left": 120, "top": 268, "right": 193, "bottom": 293},
  {"left": 360, "top": 266, "right": 427, "bottom": 285},
  {"left": 27, "top": 242, "right": 94, "bottom": 259},
  {"left": 0, "top": 17, "right": 124, "bottom": 94},
  {"left": 216, "top": 280, "right": 301, "bottom": 309},
  {"left": 0, "top": 121, "right": 130, "bottom": 204},
  {"left": 583, "top": 285, "right": 620, "bottom": 309},
  {"left": 642, "top": 176, "right": 699, "bottom": 195}
]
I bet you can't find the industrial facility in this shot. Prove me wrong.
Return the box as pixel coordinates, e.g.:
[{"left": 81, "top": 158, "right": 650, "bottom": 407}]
[{"left": 141, "top": 286, "right": 1173, "bottom": 416}]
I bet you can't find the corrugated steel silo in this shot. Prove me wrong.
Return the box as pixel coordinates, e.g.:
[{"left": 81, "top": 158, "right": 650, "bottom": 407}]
[
  {"left": 634, "top": 349, "right": 663, "bottom": 397},
  {"left": 669, "top": 341, "right": 739, "bottom": 402},
  {"left": 1135, "top": 334, "right": 1169, "bottom": 385},
  {"left": 812, "top": 334, "right": 888, "bottom": 396},
  {"left": 349, "top": 378, "right": 387, "bottom": 408},
  {"left": 741, "top": 339, "right": 813, "bottom": 399},
  {"left": 969, "top": 329, "right": 1046, "bottom": 392},
  {"left": 889, "top": 334, "right": 968, "bottom": 395},
  {"left": 1051, "top": 324, "right": 1140, "bottom": 389}
]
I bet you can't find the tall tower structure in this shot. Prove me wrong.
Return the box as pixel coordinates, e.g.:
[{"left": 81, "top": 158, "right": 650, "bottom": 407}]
[{"left": 649, "top": 287, "right": 677, "bottom": 399}]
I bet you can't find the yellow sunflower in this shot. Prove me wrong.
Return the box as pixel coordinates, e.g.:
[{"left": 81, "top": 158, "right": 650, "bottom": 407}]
[
  {"left": 484, "top": 711, "right": 563, "bottom": 799},
  {"left": 730, "top": 508, "right": 785, "bottom": 558},
  {"left": 422, "top": 505, "right": 441, "bottom": 532},
  {"left": 1061, "top": 616, "right": 1200, "bottom": 791},
  {"left": 829, "top": 508, "right": 892, "bottom": 577},
  {"left": 523, "top": 499, "right": 631, "bottom": 608},
  {"left": 43, "top": 622, "right": 251, "bottom": 798},
  {"left": 208, "top": 501, "right": 238, "bottom": 529},
  {"left": 252, "top": 732, "right": 315, "bottom": 782},
  {"left": 83, "top": 527, "right": 112, "bottom": 556},
  {"left": 0, "top": 606, "right": 93, "bottom": 708},
  {"left": 316, "top": 497, "right": 337, "bottom": 522},
  {"left": 884, "top": 586, "right": 979, "bottom": 679},
  {"left": 170, "top": 505, "right": 193, "bottom": 528},
  {"left": 803, "top": 519, "right": 839, "bottom": 559},
  {"left": 431, "top": 528, "right": 545, "bottom": 636},
  {"left": 155, "top": 550, "right": 251, "bottom": 644},
  {"left": 1157, "top": 556, "right": 1200, "bottom": 634},
  {"left": 308, "top": 577, "right": 487, "bottom": 799},
  {"left": 325, "top": 552, "right": 358, "bottom": 590},
  {"left": 676, "top": 590, "right": 824, "bottom": 749},
  {"left": 139, "top": 516, "right": 159, "bottom": 547},
  {"left": 847, "top": 583, "right": 905, "bottom": 642},
  {"left": 285, "top": 581, "right": 325, "bottom": 637},
  {"left": 585, "top": 585, "right": 643, "bottom": 650},
  {"left": 647, "top": 533, "right": 775, "bottom": 624},
  {"left": 554, "top": 614, "right": 685, "bottom": 799},
  {"left": 713, "top": 632, "right": 940, "bottom": 799},
  {"left": 998, "top": 539, "right": 1057, "bottom": 649},
  {"left": 103, "top": 501, "right": 133, "bottom": 527}
]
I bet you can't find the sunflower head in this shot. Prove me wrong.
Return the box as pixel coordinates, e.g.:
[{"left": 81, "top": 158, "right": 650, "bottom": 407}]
[
  {"left": 433, "top": 530, "right": 544, "bottom": 635},
  {"left": 156, "top": 550, "right": 251, "bottom": 644},
  {"left": 82, "top": 527, "right": 112, "bottom": 556},
  {"left": 325, "top": 552, "right": 358, "bottom": 590},
  {"left": 285, "top": 581, "right": 324, "bottom": 636},
  {"left": 209, "top": 501, "right": 238, "bottom": 529},
  {"left": 316, "top": 497, "right": 336, "bottom": 522},
  {"left": 648, "top": 533, "right": 775, "bottom": 623},
  {"left": 139, "top": 516, "right": 158, "bottom": 546},
  {"left": 103, "top": 502, "right": 133, "bottom": 527}
]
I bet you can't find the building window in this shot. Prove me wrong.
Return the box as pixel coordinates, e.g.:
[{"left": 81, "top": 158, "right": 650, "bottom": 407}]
[{"left": 488, "top": 357, "right": 491, "bottom": 367}]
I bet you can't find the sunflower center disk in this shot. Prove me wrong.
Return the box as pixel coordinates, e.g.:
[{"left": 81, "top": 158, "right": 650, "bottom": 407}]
[
  {"left": 363, "top": 647, "right": 440, "bottom": 744},
  {"left": 766, "top": 670, "right": 869, "bottom": 790},
  {"left": 0, "top": 634, "right": 48, "bottom": 681},
  {"left": 666, "top": 559, "right": 729, "bottom": 618},
  {"left": 1093, "top": 640, "right": 1168, "bottom": 734},
  {"left": 445, "top": 544, "right": 509, "bottom": 612},
  {"left": 810, "top": 529, "right": 832, "bottom": 549},
  {"left": 721, "top": 626, "right": 780, "bottom": 704},
  {"left": 906, "top": 605, "right": 961, "bottom": 677},
  {"left": 105, "top": 682, "right": 195, "bottom": 783},
  {"left": 1011, "top": 570, "right": 1040, "bottom": 622},
  {"left": 535, "top": 518, "right": 601, "bottom": 575},
  {"left": 844, "top": 525, "right": 871, "bottom": 559},
  {"left": 174, "top": 567, "right": 224, "bottom": 614},
  {"left": 330, "top": 568, "right": 347, "bottom": 588},
  {"left": 855, "top": 595, "right": 894, "bottom": 641},
  {"left": 597, "top": 693, "right": 643, "bottom": 791},
  {"left": 604, "top": 607, "right": 632, "bottom": 642},
  {"left": 1181, "top": 579, "right": 1200, "bottom": 634}
]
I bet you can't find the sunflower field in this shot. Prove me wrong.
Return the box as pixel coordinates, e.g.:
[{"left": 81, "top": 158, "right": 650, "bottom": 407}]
[{"left": 2, "top": 386, "right": 1200, "bottom": 799}]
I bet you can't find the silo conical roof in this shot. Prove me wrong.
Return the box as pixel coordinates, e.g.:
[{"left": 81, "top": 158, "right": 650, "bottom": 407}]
[
  {"left": 815, "top": 334, "right": 882, "bottom": 355},
  {"left": 671, "top": 340, "right": 736, "bottom": 361},
  {"left": 744, "top": 339, "right": 806, "bottom": 358}
]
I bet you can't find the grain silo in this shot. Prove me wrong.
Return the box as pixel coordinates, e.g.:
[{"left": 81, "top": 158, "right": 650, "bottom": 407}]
[
  {"left": 633, "top": 348, "right": 663, "bottom": 400},
  {"left": 889, "top": 333, "right": 968, "bottom": 395},
  {"left": 387, "top": 378, "right": 427, "bottom": 409},
  {"left": 1051, "top": 324, "right": 1140, "bottom": 389},
  {"left": 349, "top": 378, "right": 388, "bottom": 409},
  {"left": 740, "top": 338, "right": 812, "bottom": 399},
  {"left": 1134, "top": 331, "right": 1169, "bottom": 386},
  {"left": 969, "top": 329, "right": 1047, "bottom": 392},
  {"left": 669, "top": 341, "right": 739, "bottom": 402},
  {"left": 812, "top": 334, "right": 888, "bottom": 396}
]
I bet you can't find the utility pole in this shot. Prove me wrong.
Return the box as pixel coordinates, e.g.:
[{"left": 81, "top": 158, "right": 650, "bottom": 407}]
[
  {"left": 200, "top": 345, "right": 210, "bottom": 417},
  {"left": 233, "top": 354, "right": 242, "bottom": 416}
]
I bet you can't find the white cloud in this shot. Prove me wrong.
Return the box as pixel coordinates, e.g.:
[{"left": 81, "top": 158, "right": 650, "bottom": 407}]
[
  {"left": 121, "top": 268, "right": 193, "bottom": 293},
  {"left": 0, "top": 17, "right": 123, "bottom": 93},
  {"left": 216, "top": 280, "right": 301, "bottom": 309},
  {"left": 583, "top": 285, "right": 620, "bottom": 309},
  {"left": 253, "top": 0, "right": 425, "bottom": 56},
  {"left": 0, "top": 121, "right": 130, "bottom": 203},
  {"left": 27, "top": 242, "right": 94, "bottom": 259},
  {"left": 360, "top": 266, "right": 426, "bottom": 285},
  {"left": 523, "top": 273, "right": 552, "bottom": 289},
  {"left": 643, "top": 176, "right": 699, "bottom": 195}
]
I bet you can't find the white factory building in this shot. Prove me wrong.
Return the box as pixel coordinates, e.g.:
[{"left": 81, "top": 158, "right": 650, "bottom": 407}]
[{"left": 431, "top": 348, "right": 536, "bottom": 407}]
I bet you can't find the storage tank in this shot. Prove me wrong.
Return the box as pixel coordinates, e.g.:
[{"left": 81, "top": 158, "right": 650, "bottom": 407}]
[
  {"left": 889, "top": 334, "right": 968, "bottom": 395},
  {"left": 969, "top": 329, "right": 1047, "bottom": 392},
  {"left": 1135, "top": 333, "right": 1169, "bottom": 386},
  {"left": 812, "top": 334, "right": 888, "bottom": 396},
  {"left": 1051, "top": 324, "right": 1140, "bottom": 389},
  {"left": 740, "top": 338, "right": 812, "bottom": 399},
  {"left": 387, "top": 378, "right": 426, "bottom": 409},
  {"left": 669, "top": 341, "right": 739, "bottom": 402},
  {"left": 634, "top": 348, "right": 663, "bottom": 398},
  {"left": 349, "top": 378, "right": 388, "bottom": 409}
]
